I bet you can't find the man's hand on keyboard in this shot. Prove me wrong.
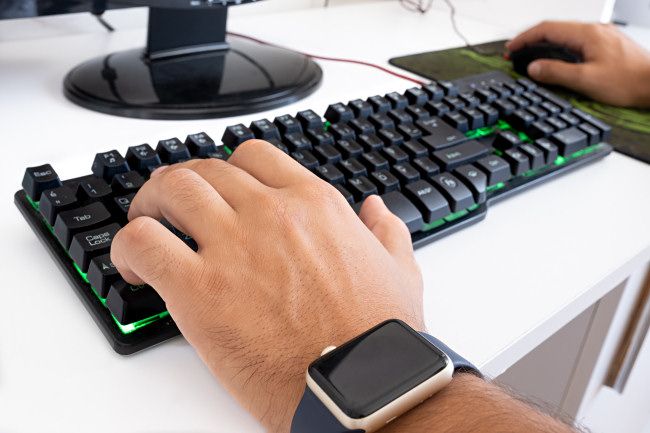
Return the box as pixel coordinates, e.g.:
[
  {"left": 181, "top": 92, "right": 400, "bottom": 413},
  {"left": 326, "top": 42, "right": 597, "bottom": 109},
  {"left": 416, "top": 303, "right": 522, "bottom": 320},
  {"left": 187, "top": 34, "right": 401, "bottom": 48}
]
[
  {"left": 507, "top": 21, "right": 650, "bottom": 108},
  {"left": 110, "top": 139, "right": 425, "bottom": 432}
]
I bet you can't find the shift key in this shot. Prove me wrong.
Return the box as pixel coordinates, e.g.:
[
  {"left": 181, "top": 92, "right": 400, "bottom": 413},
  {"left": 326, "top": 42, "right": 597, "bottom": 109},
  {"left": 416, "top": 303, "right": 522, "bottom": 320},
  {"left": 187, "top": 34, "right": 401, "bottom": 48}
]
[
  {"left": 432, "top": 140, "right": 489, "bottom": 170},
  {"left": 53, "top": 202, "right": 112, "bottom": 249}
]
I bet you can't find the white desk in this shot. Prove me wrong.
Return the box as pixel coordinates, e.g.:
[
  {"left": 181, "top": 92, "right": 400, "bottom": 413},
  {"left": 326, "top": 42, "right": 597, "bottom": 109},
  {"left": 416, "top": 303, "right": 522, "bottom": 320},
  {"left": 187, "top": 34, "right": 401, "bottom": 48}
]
[{"left": 1, "top": 2, "right": 649, "bottom": 432}]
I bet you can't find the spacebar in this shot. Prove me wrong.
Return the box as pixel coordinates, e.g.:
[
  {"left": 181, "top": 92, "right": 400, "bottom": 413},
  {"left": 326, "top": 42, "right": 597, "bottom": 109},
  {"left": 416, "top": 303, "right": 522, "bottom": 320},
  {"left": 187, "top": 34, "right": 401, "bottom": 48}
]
[{"left": 380, "top": 191, "right": 423, "bottom": 233}]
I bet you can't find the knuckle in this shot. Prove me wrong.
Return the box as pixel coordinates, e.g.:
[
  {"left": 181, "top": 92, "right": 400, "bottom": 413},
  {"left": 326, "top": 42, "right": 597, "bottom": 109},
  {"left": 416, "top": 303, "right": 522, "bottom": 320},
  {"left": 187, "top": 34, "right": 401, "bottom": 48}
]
[
  {"left": 230, "top": 139, "right": 270, "bottom": 160},
  {"left": 160, "top": 168, "right": 205, "bottom": 213}
]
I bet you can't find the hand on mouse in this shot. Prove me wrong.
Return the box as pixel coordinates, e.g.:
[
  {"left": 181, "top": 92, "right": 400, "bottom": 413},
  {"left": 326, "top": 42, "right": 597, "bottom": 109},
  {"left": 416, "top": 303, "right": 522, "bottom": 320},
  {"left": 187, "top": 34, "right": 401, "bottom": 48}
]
[
  {"left": 110, "top": 140, "right": 425, "bottom": 433},
  {"left": 507, "top": 21, "right": 650, "bottom": 108}
]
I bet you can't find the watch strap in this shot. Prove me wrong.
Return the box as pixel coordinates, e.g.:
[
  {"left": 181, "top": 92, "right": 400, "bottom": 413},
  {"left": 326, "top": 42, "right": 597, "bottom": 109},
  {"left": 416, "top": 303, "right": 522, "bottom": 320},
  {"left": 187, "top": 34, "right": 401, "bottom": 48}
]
[{"left": 420, "top": 333, "right": 482, "bottom": 377}]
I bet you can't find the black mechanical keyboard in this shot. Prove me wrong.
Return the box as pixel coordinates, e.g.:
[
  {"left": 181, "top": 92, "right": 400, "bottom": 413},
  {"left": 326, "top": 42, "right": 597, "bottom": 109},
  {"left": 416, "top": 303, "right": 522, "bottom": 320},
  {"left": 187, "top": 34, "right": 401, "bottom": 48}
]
[{"left": 15, "top": 71, "right": 613, "bottom": 354}]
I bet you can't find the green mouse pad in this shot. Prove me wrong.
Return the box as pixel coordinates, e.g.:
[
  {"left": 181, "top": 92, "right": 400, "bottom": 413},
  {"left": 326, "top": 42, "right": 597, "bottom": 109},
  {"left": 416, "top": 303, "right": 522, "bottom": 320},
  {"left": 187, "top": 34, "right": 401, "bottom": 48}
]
[{"left": 389, "top": 40, "right": 650, "bottom": 164}]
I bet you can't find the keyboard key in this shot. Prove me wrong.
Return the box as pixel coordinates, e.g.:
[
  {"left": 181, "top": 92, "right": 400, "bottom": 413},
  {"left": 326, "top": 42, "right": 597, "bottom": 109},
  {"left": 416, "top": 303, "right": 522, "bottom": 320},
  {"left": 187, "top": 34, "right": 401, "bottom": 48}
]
[
  {"left": 284, "top": 132, "right": 313, "bottom": 151},
  {"left": 432, "top": 140, "right": 489, "bottom": 170},
  {"left": 417, "top": 118, "right": 467, "bottom": 151},
  {"left": 156, "top": 138, "right": 191, "bottom": 163},
  {"left": 405, "top": 106, "right": 431, "bottom": 122},
  {"left": 69, "top": 223, "right": 120, "bottom": 272},
  {"left": 572, "top": 109, "right": 612, "bottom": 141},
  {"left": 297, "top": 109, "right": 324, "bottom": 130},
  {"left": 438, "top": 80, "right": 459, "bottom": 97},
  {"left": 339, "top": 158, "right": 367, "bottom": 178},
  {"left": 367, "top": 95, "right": 391, "bottom": 113},
  {"left": 291, "top": 149, "right": 319, "bottom": 170},
  {"left": 77, "top": 177, "right": 112, "bottom": 203},
  {"left": 476, "top": 155, "right": 511, "bottom": 186},
  {"left": 559, "top": 112, "right": 580, "bottom": 127},
  {"left": 535, "top": 138, "right": 559, "bottom": 164},
  {"left": 443, "top": 97, "right": 465, "bottom": 112},
  {"left": 460, "top": 108, "right": 485, "bottom": 130},
  {"left": 22, "top": 164, "right": 62, "bottom": 201},
  {"left": 369, "top": 113, "right": 395, "bottom": 130},
  {"left": 412, "top": 157, "right": 440, "bottom": 177},
  {"left": 53, "top": 202, "right": 112, "bottom": 248},
  {"left": 357, "top": 133, "right": 384, "bottom": 151},
  {"left": 546, "top": 117, "right": 568, "bottom": 132},
  {"left": 91, "top": 150, "right": 130, "bottom": 182},
  {"left": 207, "top": 146, "right": 230, "bottom": 160},
  {"left": 527, "top": 105, "right": 548, "bottom": 120},
  {"left": 334, "top": 184, "right": 354, "bottom": 204},
  {"left": 387, "top": 109, "right": 413, "bottom": 125},
  {"left": 315, "top": 164, "right": 345, "bottom": 184},
  {"left": 425, "top": 101, "right": 450, "bottom": 117},
  {"left": 336, "top": 139, "right": 364, "bottom": 158},
  {"left": 528, "top": 121, "right": 555, "bottom": 139},
  {"left": 111, "top": 171, "right": 145, "bottom": 193},
  {"left": 404, "top": 180, "right": 450, "bottom": 223},
  {"left": 250, "top": 119, "right": 281, "bottom": 141},
  {"left": 478, "top": 104, "right": 499, "bottom": 126},
  {"left": 274, "top": 114, "right": 303, "bottom": 135},
  {"left": 266, "top": 139, "right": 287, "bottom": 154},
  {"left": 460, "top": 93, "right": 480, "bottom": 109},
  {"left": 348, "top": 99, "right": 373, "bottom": 118},
  {"left": 126, "top": 144, "right": 161, "bottom": 174},
  {"left": 382, "top": 146, "right": 409, "bottom": 164},
  {"left": 492, "top": 131, "right": 521, "bottom": 151},
  {"left": 519, "top": 144, "right": 545, "bottom": 170},
  {"left": 185, "top": 132, "right": 218, "bottom": 156},
  {"left": 551, "top": 127, "right": 588, "bottom": 156},
  {"left": 106, "top": 280, "right": 166, "bottom": 324},
  {"left": 504, "top": 148, "right": 531, "bottom": 175},
  {"left": 370, "top": 170, "right": 400, "bottom": 194},
  {"left": 405, "top": 87, "right": 428, "bottom": 106},
  {"left": 398, "top": 123, "right": 423, "bottom": 141},
  {"left": 348, "top": 176, "right": 378, "bottom": 201},
  {"left": 306, "top": 129, "right": 335, "bottom": 147},
  {"left": 508, "top": 109, "right": 535, "bottom": 130},
  {"left": 39, "top": 186, "right": 77, "bottom": 225},
  {"left": 330, "top": 123, "right": 356, "bottom": 141},
  {"left": 431, "top": 173, "right": 475, "bottom": 212},
  {"left": 313, "top": 144, "right": 342, "bottom": 164},
  {"left": 113, "top": 193, "right": 135, "bottom": 221},
  {"left": 222, "top": 124, "right": 255, "bottom": 149},
  {"left": 578, "top": 123, "right": 600, "bottom": 145},
  {"left": 87, "top": 253, "right": 120, "bottom": 298},
  {"left": 325, "top": 103, "right": 354, "bottom": 124},
  {"left": 423, "top": 83, "right": 445, "bottom": 102},
  {"left": 403, "top": 140, "right": 429, "bottom": 159},
  {"left": 378, "top": 129, "right": 405, "bottom": 146},
  {"left": 361, "top": 151, "right": 389, "bottom": 172},
  {"left": 386, "top": 92, "right": 409, "bottom": 110},
  {"left": 350, "top": 118, "right": 375, "bottom": 135},
  {"left": 535, "top": 88, "right": 573, "bottom": 112},
  {"left": 494, "top": 99, "right": 516, "bottom": 117},
  {"left": 475, "top": 88, "right": 497, "bottom": 104},
  {"left": 380, "top": 191, "right": 423, "bottom": 233},
  {"left": 392, "top": 163, "right": 421, "bottom": 184},
  {"left": 443, "top": 112, "right": 469, "bottom": 133},
  {"left": 454, "top": 165, "right": 487, "bottom": 203}
]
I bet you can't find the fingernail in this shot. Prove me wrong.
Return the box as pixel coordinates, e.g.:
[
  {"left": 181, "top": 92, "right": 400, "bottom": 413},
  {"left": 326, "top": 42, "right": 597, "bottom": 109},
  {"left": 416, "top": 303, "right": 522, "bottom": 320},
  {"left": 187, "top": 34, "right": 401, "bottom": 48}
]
[
  {"left": 150, "top": 165, "right": 169, "bottom": 178},
  {"left": 528, "top": 61, "right": 541, "bottom": 77}
]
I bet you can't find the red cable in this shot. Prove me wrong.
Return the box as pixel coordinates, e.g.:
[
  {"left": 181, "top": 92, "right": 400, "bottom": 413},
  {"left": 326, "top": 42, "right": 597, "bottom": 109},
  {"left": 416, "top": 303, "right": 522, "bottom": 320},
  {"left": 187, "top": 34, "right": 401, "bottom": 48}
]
[{"left": 227, "top": 31, "right": 427, "bottom": 86}]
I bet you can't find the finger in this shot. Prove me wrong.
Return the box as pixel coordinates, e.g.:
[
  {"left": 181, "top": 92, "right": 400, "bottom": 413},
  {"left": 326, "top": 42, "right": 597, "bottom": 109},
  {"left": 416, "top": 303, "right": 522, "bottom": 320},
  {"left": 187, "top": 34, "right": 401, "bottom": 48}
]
[
  {"left": 227, "top": 139, "right": 314, "bottom": 188},
  {"left": 527, "top": 59, "right": 588, "bottom": 91},
  {"left": 171, "top": 158, "right": 269, "bottom": 210},
  {"left": 111, "top": 216, "right": 202, "bottom": 302},
  {"left": 129, "top": 166, "right": 234, "bottom": 243},
  {"left": 358, "top": 195, "right": 414, "bottom": 264},
  {"left": 507, "top": 21, "right": 589, "bottom": 54}
]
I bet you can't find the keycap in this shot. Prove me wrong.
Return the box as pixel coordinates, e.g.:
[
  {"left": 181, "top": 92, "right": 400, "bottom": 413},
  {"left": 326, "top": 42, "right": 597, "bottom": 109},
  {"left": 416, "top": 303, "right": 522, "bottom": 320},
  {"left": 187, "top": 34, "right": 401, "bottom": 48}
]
[
  {"left": 77, "top": 177, "right": 112, "bottom": 203},
  {"left": 405, "top": 87, "right": 428, "bottom": 106},
  {"left": 126, "top": 144, "right": 161, "bottom": 173},
  {"left": 398, "top": 123, "right": 423, "bottom": 141},
  {"left": 438, "top": 80, "right": 459, "bottom": 97},
  {"left": 306, "top": 130, "right": 335, "bottom": 147},
  {"left": 53, "top": 202, "right": 112, "bottom": 248},
  {"left": 105, "top": 280, "right": 166, "bottom": 324},
  {"left": 443, "top": 97, "right": 465, "bottom": 112},
  {"left": 385, "top": 92, "right": 409, "bottom": 109},
  {"left": 330, "top": 123, "right": 356, "bottom": 141},
  {"left": 392, "top": 163, "right": 421, "bottom": 184},
  {"left": 423, "top": 83, "right": 445, "bottom": 101},
  {"left": 360, "top": 151, "right": 389, "bottom": 172},
  {"left": 297, "top": 109, "right": 324, "bottom": 131},
  {"left": 412, "top": 157, "right": 440, "bottom": 177},
  {"left": 357, "top": 133, "right": 384, "bottom": 151},
  {"left": 475, "top": 89, "right": 497, "bottom": 104},
  {"left": 370, "top": 170, "right": 400, "bottom": 193},
  {"left": 334, "top": 184, "right": 354, "bottom": 204},
  {"left": 382, "top": 146, "right": 409, "bottom": 164},
  {"left": 91, "top": 150, "right": 130, "bottom": 182},
  {"left": 250, "top": 119, "right": 281, "bottom": 141},
  {"left": 222, "top": 124, "right": 255, "bottom": 149},
  {"left": 503, "top": 82, "right": 524, "bottom": 95},
  {"left": 378, "top": 129, "right": 405, "bottom": 146},
  {"left": 559, "top": 112, "right": 580, "bottom": 127},
  {"left": 572, "top": 109, "right": 612, "bottom": 141},
  {"left": 509, "top": 95, "right": 530, "bottom": 109},
  {"left": 369, "top": 113, "right": 395, "bottom": 130},
  {"left": 348, "top": 99, "right": 373, "bottom": 118},
  {"left": 402, "top": 140, "right": 428, "bottom": 159},
  {"left": 541, "top": 101, "right": 561, "bottom": 116},
  {"left": 519, "top": 144, "right": 545, "bottom": 170},
  {"left": 87, "top": 253, "right": 120, "bottom": 298},
  {"left": 291, "top": 149, "right": 319, "bottom": 170},
  {"left": 350, "top": 118, "right": 375, "bottom": 135},
  {"left": 325, "top": 103, "right": 354, "bottom": 124},
  {"left": 274, "top": 114, "right": 303, "bottom": 135},
  {"left": 339, "top": 158, "right": 367, "bottom": 178},
  {"left": 284, "top": 132, "right": 313, "bottom": 150},
  {"left": 455, "top": 165, "right": 487, "bottom": 203},
  {"left": 404, "top": 180, "right": 450, "bottom": 223},
  {"left": 535, "top": 88, "right": 572, "bottom": 112},
  {"left": 546, "top": 117, "right": 568, "bottom": 132},
  {"left": 313, "top": 144, "right": 342, "bottom": 164},
  {"left": 156, "top": 138, "right": 191, "bottom": 163},
  {"left": 578, "top": 123, "right": 600, "bottom": 145},
  {"left": 417, "top": 118, "right": 467, "bottom": 150},
  {"left": 494, "top": 100, "right": 516, "bottom": 117},
  {"left": 207, "top": 147, "right": 230, "bottom": 160},
  {"left": 460, "top": 93, "right": 480, "bottom": 109},
  {"left": 476, "top": 155, "right": 511, "bottom": 186},
  {"left": 380, "top": 191, "right": 424, "bottom": 233},
  {"left": 69, "top": 223, "right": 120, "bottom": 272},
  {"left": 22, "top": 164, "right": 62, "bottom": 201},
  {"left": 111, "top": 171, "right": 145, "bottom": 194},
  {"left": 528, "top": 121, "right": 555, "bottom": 139},
  {"left": 387, "top": 109, "right": 413, "bottom": 125},
  {"left": 460, "top": 108, "right": 485, "bottom": 130},
  {"left": 535, "top": 138, "right": 559, "bottom": 164},
  {"left": 113, "top": 193, "right": 135, "bottom": 221},
  {"left": 504, "top": 148, "right": 531, "bottom": 175},
  {"left": 478, "top": 104, "right": 499, "bottom": 126},
  {"left": 367, "top": 95, "right": 391, "bottom": 113},
  {"left": 348, "top": 176, "right": 378, "bottom": 201},
  {"left": 185, "top": 132, "right": 218, "bottom": 156},
  {"left": 315, "top": 164, "right": 345, "bottom": 184},
  {"left": 39, "top": 186, "right": 78, "bottom": 225},
  {"left": 517, "top": 78, "right": 537, "bottom": 91},
  {"left": 508, "top": 109, "right": 535, "bottom": 130},
  {"left": 431, "top": 173, "right": 475, "bottom": 212},
  {"left": 551, "top": 127, "right": 588, "bottom": 156},
  {"left": 432, "top": 140, "right": 489, "bottom": 170},
  {"left": 425, "top": 101, "right": 450, "bottom": 117},
  {"left": 491, "top": 84, "right": 512, "bottom": 99},
  {"left": 527, "top": 105, "right": 548, "bottom": 120},
  {"left": 336, "top": 139, "right": 364, "bottom": 158},
  {"left": 492, "top": 131, "right": 521, "bottom": 151},
  {"left": 405, "top": 106, "right": 431, "bottom": 122},
  {"left": 523, "top": 92, "right": 543, "bottom": 106}
]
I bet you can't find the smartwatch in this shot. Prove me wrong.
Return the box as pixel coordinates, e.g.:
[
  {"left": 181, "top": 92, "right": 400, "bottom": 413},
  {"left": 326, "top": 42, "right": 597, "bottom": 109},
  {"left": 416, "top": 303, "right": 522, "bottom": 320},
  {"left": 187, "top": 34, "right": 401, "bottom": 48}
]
[{"left": 290, "top": 319, "right": 480, "bottom": 433}]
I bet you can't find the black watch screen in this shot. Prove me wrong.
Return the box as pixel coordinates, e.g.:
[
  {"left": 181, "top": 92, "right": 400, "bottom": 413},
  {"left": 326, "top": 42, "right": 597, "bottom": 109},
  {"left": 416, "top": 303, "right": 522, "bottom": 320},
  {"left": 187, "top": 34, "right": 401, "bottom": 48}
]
[{"left": 308, "top": 319, "right": 448, "bottom": 419}]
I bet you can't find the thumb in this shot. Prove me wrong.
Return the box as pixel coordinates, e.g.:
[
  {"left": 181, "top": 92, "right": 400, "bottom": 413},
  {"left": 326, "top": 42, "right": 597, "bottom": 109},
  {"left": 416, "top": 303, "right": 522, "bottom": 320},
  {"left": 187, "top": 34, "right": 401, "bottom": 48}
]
[
  {"left": 528, "top": 59, "right": 585, "bottom": 89},
  {"left": 358, "top": 195, "right": 415, "bottom": 265}
]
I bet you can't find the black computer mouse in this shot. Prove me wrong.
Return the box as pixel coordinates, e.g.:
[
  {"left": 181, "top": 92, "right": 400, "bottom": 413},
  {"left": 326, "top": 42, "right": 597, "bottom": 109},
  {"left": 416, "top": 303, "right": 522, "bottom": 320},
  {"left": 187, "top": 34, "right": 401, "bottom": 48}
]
[{"left": 510, "top": 42, "right": 583, "bottom": 77}]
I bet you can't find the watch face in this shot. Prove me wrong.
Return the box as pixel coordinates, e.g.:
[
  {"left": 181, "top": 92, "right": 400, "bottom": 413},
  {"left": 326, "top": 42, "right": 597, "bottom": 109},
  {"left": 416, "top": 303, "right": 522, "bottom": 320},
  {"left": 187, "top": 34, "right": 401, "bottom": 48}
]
[{"left": 308, "top": 320, "right": 448, "bottom": 419}]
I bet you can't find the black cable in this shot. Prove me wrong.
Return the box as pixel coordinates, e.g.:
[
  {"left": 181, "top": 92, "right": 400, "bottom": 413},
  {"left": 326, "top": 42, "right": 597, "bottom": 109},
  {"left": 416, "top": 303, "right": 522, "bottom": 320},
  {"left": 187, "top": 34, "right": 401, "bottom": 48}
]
[{"left": 91, "top": 0, "right": 114, "bottom": 32}]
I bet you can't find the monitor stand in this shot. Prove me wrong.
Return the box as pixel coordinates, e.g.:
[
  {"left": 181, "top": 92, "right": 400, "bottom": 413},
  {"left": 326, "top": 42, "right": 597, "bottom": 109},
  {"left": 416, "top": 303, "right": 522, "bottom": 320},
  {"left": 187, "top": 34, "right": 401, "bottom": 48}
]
[{"left": 64, "top": 7, "right": 322, "bottom": 120}]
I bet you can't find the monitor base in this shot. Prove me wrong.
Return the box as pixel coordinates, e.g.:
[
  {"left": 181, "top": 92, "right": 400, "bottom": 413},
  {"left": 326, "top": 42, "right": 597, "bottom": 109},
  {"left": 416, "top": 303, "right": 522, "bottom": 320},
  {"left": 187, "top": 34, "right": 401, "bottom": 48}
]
[{"left": 63, "top": 38, "right": 322, "bottom": 120}]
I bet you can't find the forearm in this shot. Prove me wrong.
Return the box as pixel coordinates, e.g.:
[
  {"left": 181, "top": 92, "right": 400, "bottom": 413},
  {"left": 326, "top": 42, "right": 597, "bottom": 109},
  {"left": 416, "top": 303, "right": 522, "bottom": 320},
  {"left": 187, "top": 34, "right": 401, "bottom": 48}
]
[
  {"left": 381, "top": 374, "right": 577, "bottom": 433},
  {"left": 640, "top": 61, "right": 650, "bottom": 108}
]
